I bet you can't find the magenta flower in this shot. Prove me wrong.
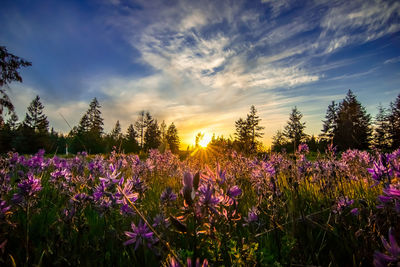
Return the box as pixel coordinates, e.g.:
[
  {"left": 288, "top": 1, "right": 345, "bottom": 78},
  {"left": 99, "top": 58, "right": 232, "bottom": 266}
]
[
  {"left": 227, "top": 185, "right": 242, "bottom": 199},
  {"left": 123, "top": 220, "right": 154, "bottom": 250},
  {"left": 374, "top": 228, "right": 400, "bottom": 267},
  {"left": 298, "top": 143, "right": 309, "bottom": 154},
  {"left": 12, "top": 173, "right": 42, "bottom": 204},
  {"left": 161, "top": 187, "right": 177, "bottom": 204}
]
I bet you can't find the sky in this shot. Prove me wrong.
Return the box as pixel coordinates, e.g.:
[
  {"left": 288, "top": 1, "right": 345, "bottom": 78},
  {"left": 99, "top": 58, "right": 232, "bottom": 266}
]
[{"left": 1, "top": 0, "right": 399, "bottom": 148}]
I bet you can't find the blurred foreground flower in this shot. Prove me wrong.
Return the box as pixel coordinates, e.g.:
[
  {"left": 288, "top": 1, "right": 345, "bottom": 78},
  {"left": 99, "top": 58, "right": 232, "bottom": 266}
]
[{"left": 374, "top": 228, "right": 400, "bottom": 267}]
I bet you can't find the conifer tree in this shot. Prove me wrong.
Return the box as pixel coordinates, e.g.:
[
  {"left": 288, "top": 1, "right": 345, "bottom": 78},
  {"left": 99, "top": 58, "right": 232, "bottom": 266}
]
[
  {"left": 388, "top": 94, "right": 400, "bottom": 149},
  {"left": 23, "top": 95, "right": 49, "bottom": 133},
  {"left": 373, "top": 105, "right": 390, "bottom": 150},
  {"left": 333, "top": 90, "right": 371, "bottom": 150},
  {"left": 321, "top": 101, "right": 338, "bottom": 142},
  {"left": 166, "top": 122, "right": 180, "bottom": 154},
  {"left": 87, "top": 98, "right": 103, "bottom": 136},
  {"left": 111, "top": 120, "right": 122, "bottom": 140},
  {"left": 0, "top": 46, "right": 31, "bottom": 125},
  {"left": 235, "top": 105, "right": 264, "bottom": 154},
  {"left": 144, "top": 119, "right": 161, "bottom": 151},
  {"left": 283, "top": 106, "right": 307, "bottom": 151},
  {"left": 135, "top": 111, "right": 153, "bottom": 149}
]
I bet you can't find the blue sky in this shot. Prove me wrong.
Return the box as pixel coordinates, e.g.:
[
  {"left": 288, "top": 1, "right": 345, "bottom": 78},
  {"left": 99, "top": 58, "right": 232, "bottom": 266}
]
[{"left": 1, "top": 0, "right": 399, "bottom": 147}]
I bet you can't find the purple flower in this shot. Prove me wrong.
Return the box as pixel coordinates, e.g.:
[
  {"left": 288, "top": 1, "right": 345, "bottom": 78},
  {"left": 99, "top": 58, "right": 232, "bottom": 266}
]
[
  {"left": 12, "top": 173, "right": 42, "bottom": 204},
  {"left": 161, "top": 187, "right": 177, "bottom": 204},
  {"left": 298, "top": 143, "right": 309, "bottom": 154},
  {"left": 0, "top": 200, "right": 10, "bottom": 218},
  {"left": 124, "top": 220, "right": 154, "bottom": 250},
  {"left": 227, "top": 185, "right": 242, "bottom": 199},
  {"left": 333, "top": 196, "right": 354, "bottom": 214},
  {"left": 350, "top": 208, "right": 359, "bottom": 216},
  {"left": 183, "top": 172, "right": 195, "bottom": 205},
  {"left": 198, "top": 184, "right": 221, "bottom": 208},
  {"left": 244, "top": 206, "right": 259, "bottom": 225},
  {"left": 374, "top": 228, "right": 400, "bottom": 267}
]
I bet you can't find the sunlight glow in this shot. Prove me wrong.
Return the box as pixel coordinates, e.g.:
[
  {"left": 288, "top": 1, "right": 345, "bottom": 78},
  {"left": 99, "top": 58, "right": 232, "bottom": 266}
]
[{"left": 199, "top": 134, "right": 212, "bottom": 148}]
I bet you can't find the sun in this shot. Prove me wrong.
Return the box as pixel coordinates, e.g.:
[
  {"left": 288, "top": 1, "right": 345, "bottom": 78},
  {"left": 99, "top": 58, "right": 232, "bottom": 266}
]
[
  {"left": 199, "top": 134, "right": 212, "bottom": 148},
  {"left": 194, "top": 132, "right": 212, "bottom": 148}
]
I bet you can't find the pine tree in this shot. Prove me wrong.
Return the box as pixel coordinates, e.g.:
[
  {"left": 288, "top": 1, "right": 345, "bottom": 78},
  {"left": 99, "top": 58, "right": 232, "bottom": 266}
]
[
  {"left": 373, "top": 105, "right": 390, "bottom": 150},
  {"left": 334, "top": 90, "right": 371, "bottom": 150},
  {"left": 234, "top": 105, "right": 264, "bottom": 154},
  {"left": 86, "top": 98, "right": 103, "bottom": 136},
  {"left": 283, "top": 106, "right": 307, "bottom": 151},
  {"left": 6, "top": 113, "right": 19, "bottom": 131},
  {"left": 124, "top": 124, "right": 139, "bottom": 153},
  {"left": 321, "top": 101, "right": 338, "bottom": 142},
  {"left": 23, "top": 95, "right": 49, "bottom": 133},
  {"left": 135, "top": 111, "right": 153, "bottom": 149},
  {"left": 388, "top": 94, "right": 400, "bottom": 149},
  {"left": 247, "top": 105, "right": 265, "bottom": 152},
  {"left": 77, "top": 114, "right": 90, "bottom": 134},
  {"left": 272, "top": 130, "right": 286, "bottom": 152},
  {"left": 111, "top": 120, "right": 122, "bottom": 140},
  {"left": 144, "top": 119, "right": 161, "bottom": 151},
  {"left": 0, "top": 46, "right": 31, "bottom": 125},
  {"left": 166, "top": 122, "right": 180, "bottom": 154}
]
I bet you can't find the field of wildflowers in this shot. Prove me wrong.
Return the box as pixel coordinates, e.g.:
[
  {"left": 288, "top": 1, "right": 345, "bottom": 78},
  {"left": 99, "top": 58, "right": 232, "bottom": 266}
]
[{"left": 0, "top": 146, "right": 399, "bottom": 266}]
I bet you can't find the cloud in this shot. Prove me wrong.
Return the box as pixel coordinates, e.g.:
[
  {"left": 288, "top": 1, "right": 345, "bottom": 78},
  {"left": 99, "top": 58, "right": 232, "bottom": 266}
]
[{"left": 384, "top": 56, "right": 400, "bottom": 64}]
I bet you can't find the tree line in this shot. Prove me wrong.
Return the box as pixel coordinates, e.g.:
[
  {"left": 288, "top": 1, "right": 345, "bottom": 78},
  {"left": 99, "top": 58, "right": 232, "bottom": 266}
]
[{"left": 1, "top": 46, "right": 399, "bottom": 155}]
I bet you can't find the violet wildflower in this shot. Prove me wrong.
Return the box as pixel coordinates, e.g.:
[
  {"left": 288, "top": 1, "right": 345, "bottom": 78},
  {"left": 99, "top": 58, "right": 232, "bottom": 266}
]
[
  {"left": 227, "top": 185, "right": 242, "bottom": 199},
  {"left": 0, "top": 200, "right": 11, "bottom": 219},
  {"left": 350, "top": 208, "right": 359, "bottom": 216},
  {"left": 161, "top": 187, "right": 177, "bottom": 204},
  {"left": 12, "top": 173, "right": 42, "bottom": 204},
  {"left": 298, "top": 143, "right": 309, "bottom": 154},
  {"left": 244, "top": 206, "right": 259, "bottom": 225},
  {"left": 123, "top": 220, "right": 154, "bottom": 250},
  {"left": 183, "top": 172, "right": 195, "bottom": 205},
  {"left": 198, "top": 184, "right": 221, "bottom": 212},
  {"left": 333, "top": 196, "right": 354, "bottom": 214},
  {"left": 374, "top": 228, "right": 400, "bottom": 267},
  {"left": 187, "top": 258, "right": 209, "bottom": 267}
]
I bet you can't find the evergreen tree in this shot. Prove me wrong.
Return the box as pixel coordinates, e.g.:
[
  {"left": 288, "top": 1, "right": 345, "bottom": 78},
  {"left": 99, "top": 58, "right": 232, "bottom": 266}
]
[
  {"left": 272, "top": 130, "right": 287, "bottom": 152},
  {"left": 77, "top": 114, "right": 90, "bottom": 134},
  {"left": 283, "top": 106, "right": 307, "bottom": 151},
  {"left": 246, "top": 105, "right": 265, "bottom": 152},
  {"left": 135, "top": 111, "right": 153, "bottom": 149},
  {"left": 234, "top": 105, "right": 264, "bottom": 154},
  {"left": 373, "top": 104, "right": 390, "bottom": 150},
  {"left": 124, "top": 123, "right": 139, "bottom": 153},
  {"left": 111, "top": 120, "right": 122, "bottom": 140},
  {"left": 333, "top": 90, "right": 371, "bottom": 150},
  {"left": 321, "top": 101, "right": 338, "bottom": 142},
  {"left": 23, "top": 95, "right": 49, "bottom": 133},
  {"left": 87, "top": 98, "right": 103, "bottom": 136},
  {"left": 388, "top": 94, "right": 400, "bottom": 149},
  {"left": 166, "top": 122, "right": 180, "bottom": 154},
  {"left": 0, "top": 46, "right": 31, "bottom": 125},
  {"left": 6, "top": 113, "right": 19, "bottom": 131},
  {"left": 144, "top": 119, "right": 161, "bottom": 151}
]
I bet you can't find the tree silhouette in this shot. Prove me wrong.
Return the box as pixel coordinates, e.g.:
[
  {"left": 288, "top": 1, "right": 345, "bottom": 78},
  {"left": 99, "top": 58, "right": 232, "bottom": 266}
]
[
  {"left": 23, "top": 95, "right": 49, "bottom": 133},
  {"left": 235, "top": 105, "right": 264, "bottom": 154},
  {"left": 166, "top": 122, "right": 180, "bottom": 154},
  {"left": 0, "top": 46, "right": 31, "bottom": 125},
  {"left": 333, "top": 90, "right": 371, "bottom": 150},
  {"left": 283, "top": 106, "right": 307, "bottom": 151},
  {"left": 321, "top": 101, "right": 338, "bottom": 143},
  {"left": 144, "top": 119, "right": 161, "bottom": 151},
  {"left": 388, "top": 94, "right": 400, "bottom": 149},
  {"left": 372, "top": 105, "right": 390, "bottom": 150}
]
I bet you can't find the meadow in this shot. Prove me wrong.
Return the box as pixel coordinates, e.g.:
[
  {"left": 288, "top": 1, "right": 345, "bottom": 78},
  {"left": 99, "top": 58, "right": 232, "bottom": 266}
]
[{"left": 0, "top": 145, "right": 399, "bottom": 266}]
